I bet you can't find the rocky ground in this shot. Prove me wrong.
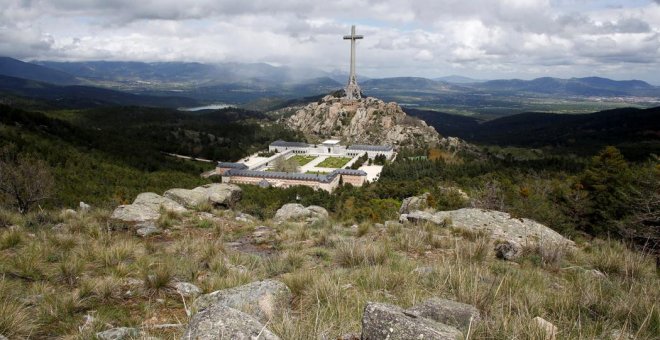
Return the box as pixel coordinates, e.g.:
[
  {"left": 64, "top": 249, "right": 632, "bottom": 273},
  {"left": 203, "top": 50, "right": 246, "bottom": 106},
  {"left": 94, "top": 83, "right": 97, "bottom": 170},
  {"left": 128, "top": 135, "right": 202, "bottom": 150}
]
[
  {"left": 0, "top": 185, "right": 657, "bottom": 339},
  {"left": 285, "top": 95, "right": 441, "bottom": 149}
]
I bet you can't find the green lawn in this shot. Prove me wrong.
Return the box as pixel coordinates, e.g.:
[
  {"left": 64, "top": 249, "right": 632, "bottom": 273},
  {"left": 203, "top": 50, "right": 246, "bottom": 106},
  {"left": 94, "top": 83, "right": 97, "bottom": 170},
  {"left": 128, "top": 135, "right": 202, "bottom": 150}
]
[
  {"left": 290, "top": 155, "right": 317, "bottom": 166},
  {"left": 317, "top": 156, "right": 352, "bottom": 168}
]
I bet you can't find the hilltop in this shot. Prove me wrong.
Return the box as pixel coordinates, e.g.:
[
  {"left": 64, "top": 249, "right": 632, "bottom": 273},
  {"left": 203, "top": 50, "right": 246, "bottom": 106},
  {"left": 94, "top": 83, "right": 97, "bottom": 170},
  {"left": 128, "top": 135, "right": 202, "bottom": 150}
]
[{"left": 285, "top": 94, "right": 441, "bottom": 149}]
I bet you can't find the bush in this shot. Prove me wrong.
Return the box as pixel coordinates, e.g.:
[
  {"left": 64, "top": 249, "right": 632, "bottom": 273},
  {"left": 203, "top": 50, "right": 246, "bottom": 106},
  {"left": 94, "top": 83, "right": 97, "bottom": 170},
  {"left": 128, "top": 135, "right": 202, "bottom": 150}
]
[{"left": 0, "top": 145, "right": 54, "bottom": 214}]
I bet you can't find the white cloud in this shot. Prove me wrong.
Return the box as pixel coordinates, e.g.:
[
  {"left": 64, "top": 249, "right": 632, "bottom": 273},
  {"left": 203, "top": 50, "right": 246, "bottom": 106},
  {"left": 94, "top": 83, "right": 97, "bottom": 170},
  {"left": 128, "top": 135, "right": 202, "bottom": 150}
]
[{"left": 0, "top": 0, "right": 659, "bottom": 82}]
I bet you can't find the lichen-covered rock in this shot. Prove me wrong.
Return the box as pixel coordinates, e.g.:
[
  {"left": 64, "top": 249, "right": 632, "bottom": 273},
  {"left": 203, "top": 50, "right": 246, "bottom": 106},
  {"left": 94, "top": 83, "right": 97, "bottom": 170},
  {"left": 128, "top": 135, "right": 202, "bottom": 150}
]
[
  {"left": 183, "top": 304, "right": 280, "bottom": 340},
  {"left": 286, "top": 95, "right": 440, "bottom": 149},
  {"left": 273, "top": 203, "right": 328, "bottom": 223},
  {"left": 399, "top": 192, "right": 431, "bottom": 214},
  {"left": 406, "top": 298, "right": 481, "bottom": 331},
  {"left": 204, "top": 183, "right": 242, "bottom": 207},
  {"left": 174, "top": 282, "right": 203, "bottom": 298},
  {"left": 96, "top": 327, "right": 139, "bottom": 340},
  {"left": 111, "top": 192, "right": 187, "bottom": 226},
  {"left": 133, "top": 192, "right": 187, "bottom": 213},
  {"left": 164, "top": 188, "right": 208, "bottom": 209},
  {"left": 110, "top": 204, "right": 161, "bottom": 224},
  {"left": 495, "top": 240, "right": 523, "bottom": 261},
  {"left": 193, "top": 279, "right": 291, "bottom": 323},
  {"left": 403, "top": 208, "right": 574, "bottom": 247},
  {"left": 361, "top": 302, "right": 462, "bottom": 340},
  {"left": 164, "top": 184, "right": 242, "bottom": 209}
]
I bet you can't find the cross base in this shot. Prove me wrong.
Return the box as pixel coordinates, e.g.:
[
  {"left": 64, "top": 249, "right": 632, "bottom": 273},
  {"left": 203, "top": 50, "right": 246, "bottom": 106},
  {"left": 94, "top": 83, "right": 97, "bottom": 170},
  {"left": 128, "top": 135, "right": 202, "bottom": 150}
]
[{"left": 344, "top": 83, "right": 362, "bottom": 100}]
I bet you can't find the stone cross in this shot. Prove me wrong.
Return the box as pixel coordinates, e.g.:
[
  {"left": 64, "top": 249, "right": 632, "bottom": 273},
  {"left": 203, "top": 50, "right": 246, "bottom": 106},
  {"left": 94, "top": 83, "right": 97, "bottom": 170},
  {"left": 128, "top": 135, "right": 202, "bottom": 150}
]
[{"left": 343, "top": 25, "right": 363, "bottom": 100}]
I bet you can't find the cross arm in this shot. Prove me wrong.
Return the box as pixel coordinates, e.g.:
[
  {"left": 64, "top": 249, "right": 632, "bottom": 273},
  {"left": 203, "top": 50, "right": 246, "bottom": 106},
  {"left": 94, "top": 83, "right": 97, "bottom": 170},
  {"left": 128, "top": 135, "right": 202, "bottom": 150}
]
[{"left": 343, "top": 35, "right": 364, "bottom": 40}]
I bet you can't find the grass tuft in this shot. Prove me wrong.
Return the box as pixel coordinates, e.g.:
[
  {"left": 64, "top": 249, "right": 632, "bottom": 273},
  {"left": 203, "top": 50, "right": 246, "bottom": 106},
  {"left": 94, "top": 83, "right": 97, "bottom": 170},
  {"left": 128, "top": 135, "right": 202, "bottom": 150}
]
[{"left": 334, "top": 240, "right": 390, "bottom": 267}]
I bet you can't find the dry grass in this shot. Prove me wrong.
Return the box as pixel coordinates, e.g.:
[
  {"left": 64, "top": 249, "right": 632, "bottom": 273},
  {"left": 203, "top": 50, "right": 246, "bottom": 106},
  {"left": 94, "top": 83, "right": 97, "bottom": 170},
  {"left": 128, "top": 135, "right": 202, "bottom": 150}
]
[
  {"left": 0, "top": 207, "right": 657, "bottom": 339},
  {"left": 334, "top": 239, "right": 391, "bottom": 267}
]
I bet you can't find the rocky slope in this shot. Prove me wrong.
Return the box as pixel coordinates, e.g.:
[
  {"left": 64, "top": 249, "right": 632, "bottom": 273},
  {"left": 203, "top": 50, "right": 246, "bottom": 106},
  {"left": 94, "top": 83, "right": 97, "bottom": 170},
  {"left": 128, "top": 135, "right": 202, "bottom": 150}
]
[{"left": 285, "top": 95, "right": 441, "bottom": 148}]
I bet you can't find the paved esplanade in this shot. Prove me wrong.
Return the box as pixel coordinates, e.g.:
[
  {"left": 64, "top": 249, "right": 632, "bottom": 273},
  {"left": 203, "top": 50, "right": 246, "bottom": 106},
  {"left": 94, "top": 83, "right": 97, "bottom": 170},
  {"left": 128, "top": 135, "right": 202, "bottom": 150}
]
[{"left": 343, "top": 25, "right": 363, "bottom": 100}]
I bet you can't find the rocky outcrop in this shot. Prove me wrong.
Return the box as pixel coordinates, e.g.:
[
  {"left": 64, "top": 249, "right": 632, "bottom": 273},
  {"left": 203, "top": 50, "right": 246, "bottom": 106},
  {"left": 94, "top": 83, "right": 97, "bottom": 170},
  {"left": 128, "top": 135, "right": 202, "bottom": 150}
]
[
  {"left": 182, "top": 304, "right": 280, "bottom": 340},
  {"left": 164, "top": 184, "right": 241, "bottom": 209},
  {"left": 110, "top": 193, "right": 186, "bottom": 225},
  {"left": 163, "top": 188, "right": 208, "bottom": 208},
  {"left": 206, "top": 183, "right": 242, "bottom": 207},
  {"left": 286, "top": 95, "right": 440, "bottom": 149},
  {"left": 406, "top": 298, "right": 481, "bottom": 331},
  {"left": 399, "top": 192, "right": 431, "bottom": 214},
  {"left": 110, "top": 203, "right": 162, "bottom": 225},
  {"left": 273, "top": 203, "right": 329, "bottom": 223},
  {"left": 133, "top": 192, "right": 188, "bottom": 213},
  {"left": 402, "top": 208, "right": 574, "bottom": 247},
  {"left": 439, "top": 136, "right": 480, "bottom": 155},
  {"left": 361, "top": 302, "right": 462, "bottom": 340},
  {"left": 193, "top": 279, "right": 291, "bottom": 323}
]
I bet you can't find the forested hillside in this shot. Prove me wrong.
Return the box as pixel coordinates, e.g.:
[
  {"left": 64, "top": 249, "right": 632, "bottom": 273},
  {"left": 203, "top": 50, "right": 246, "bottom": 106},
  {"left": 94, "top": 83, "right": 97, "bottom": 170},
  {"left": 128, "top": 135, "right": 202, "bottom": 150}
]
[
  {"left": 0, "top": 104, "right": 300, "bottom": 207},
  {"left": 406, "top": 106, "right": 660, "bottom": 159}
]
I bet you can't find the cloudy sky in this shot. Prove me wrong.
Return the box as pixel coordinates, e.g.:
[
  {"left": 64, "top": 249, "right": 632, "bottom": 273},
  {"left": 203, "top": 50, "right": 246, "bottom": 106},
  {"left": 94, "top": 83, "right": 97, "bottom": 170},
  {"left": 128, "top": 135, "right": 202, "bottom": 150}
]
[{"left": 2, "top": 0, "right": 660, "bottom": 83}]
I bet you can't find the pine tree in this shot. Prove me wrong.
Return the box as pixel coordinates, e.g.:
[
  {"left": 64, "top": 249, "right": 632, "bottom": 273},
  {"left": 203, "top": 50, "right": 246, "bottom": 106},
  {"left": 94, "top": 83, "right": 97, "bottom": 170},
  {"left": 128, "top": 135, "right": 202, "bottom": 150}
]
[{"left": 581, "top": 146, "right": 632, "bottom": 234}]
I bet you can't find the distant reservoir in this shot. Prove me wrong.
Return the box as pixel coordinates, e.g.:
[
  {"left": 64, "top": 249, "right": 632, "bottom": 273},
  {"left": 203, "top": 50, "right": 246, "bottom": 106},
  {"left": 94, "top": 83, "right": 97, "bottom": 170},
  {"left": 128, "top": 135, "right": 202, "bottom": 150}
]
[{"left": 178, "top": 104, "right": 233, "bottom": 111}]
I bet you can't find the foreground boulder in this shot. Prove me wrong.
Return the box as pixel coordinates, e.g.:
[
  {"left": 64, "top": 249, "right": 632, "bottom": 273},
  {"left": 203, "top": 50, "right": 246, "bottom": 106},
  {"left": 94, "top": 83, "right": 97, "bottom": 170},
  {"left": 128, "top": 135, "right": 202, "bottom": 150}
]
[
  {"left": 183, "top": 304, "right": 280, "bottom": 340},
  {"left": 110, "top": 204, "right": 162, "bottom": 225},
  {"left": 273, "top": 203, "right": 328, "bottom": 223},
  {"left": 361, "top": 302, "right": 462, "bottom": 340},
  {"left": 165, "top": 184, "right": 242, "bottom": 209},
  {"left": 406, "top": 298, "right": 481, "bottom": 331},
  {"left": 110, "top": 192, "right": 186, "bottom": 225},
  {"left": 193, "top": 279, "right": 291, "bottom": 323},
  {"left": 399, "top": 192, "right": 431, "bottom": 214},
  {"left": 164, "top": 188, "right": 208, "bottom": 208},
  {"left": 403, "top": 208, "right": 573, "bottom": 247},
  {"left": 133, "top": 192, "right": 187, "bottom": 213}
]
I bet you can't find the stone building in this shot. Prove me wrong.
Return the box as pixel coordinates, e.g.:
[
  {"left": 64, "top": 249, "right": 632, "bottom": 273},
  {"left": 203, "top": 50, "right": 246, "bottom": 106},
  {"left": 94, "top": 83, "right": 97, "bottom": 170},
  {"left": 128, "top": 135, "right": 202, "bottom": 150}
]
[
  {"left": 216, "top": 139, "right": 392, "bottom": 192},
  {"left": 221, "top": 168, "right": 367, "bottom": 192},
  {"left": 268, "top": 140, "right": 394, "bottom": 160}
]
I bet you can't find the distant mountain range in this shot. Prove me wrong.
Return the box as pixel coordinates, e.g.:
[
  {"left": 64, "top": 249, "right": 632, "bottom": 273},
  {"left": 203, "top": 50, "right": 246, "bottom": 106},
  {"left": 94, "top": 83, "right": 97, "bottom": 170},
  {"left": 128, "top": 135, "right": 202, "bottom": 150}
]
[
  {"left": 0, "top": 57, "right": 81, "bottom": 85},
  {"left": 0, "top": 75, "right": 198, "bottom": 108},
  {"left": 1, "top": 56, "right": 659, "bottom": 113},
  {"left": 476, "top": 77, "right": 657, "bottom": 96}
]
